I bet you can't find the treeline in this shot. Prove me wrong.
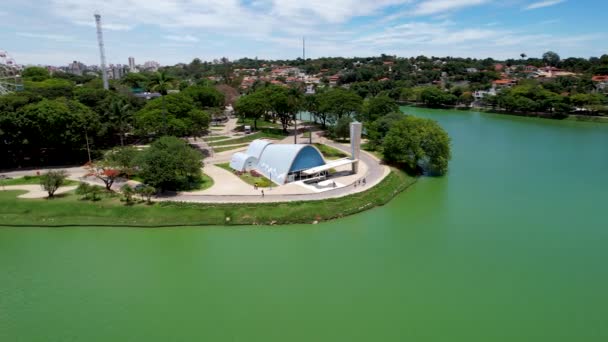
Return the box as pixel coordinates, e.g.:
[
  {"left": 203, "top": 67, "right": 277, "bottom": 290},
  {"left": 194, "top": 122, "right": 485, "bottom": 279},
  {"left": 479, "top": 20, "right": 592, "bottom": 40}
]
[
  {"left": 0, "top": 67, "right": 225, "bottom": 169},
  {"left": 164, "top": 52, "right": 608, "bottom": 116},
  {"left": 235, "top": 84, "right": 451, "bottom": 175}
]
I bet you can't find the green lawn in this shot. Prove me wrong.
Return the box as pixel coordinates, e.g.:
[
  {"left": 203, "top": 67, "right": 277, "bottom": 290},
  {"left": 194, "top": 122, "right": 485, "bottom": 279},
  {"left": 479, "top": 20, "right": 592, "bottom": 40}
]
[
  {"left": 0, "top": 169, "right": 416, "bottom": 226},
  {"left": 313, "top": 143, "right": 349, "bottom": 160},
  {"left": 215, "top": 163, "right": 273, "bottom": 188},
  {"left": 237, "top": 118, "right": 282, "bottom": 130},
  {"left": 190, "top": 171, "right": 214, "bottom": 191},
  {"left": 203, "top": 135, "right": 230, "bottom": 142},
  {"left": 0, "top": 175, "right": 78, "bottom": 186},
  {"left": 213, "top": 144, "right": 249, "bottom": 153},
  {"left": 208, "top": 131, "right": 285, "bottom": 147}
]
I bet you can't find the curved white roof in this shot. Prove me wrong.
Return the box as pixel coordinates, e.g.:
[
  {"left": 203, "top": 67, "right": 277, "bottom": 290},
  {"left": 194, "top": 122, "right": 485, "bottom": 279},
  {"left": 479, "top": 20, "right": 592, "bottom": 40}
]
[
  {"left": 245, "top": 139, "right": 272, "bottom": 160},
  {"left": 229, "top": 152, "right": 256, "bottom": 171},
  {"left": 256, "top": 144, "right": 325, "bottom": 184}
]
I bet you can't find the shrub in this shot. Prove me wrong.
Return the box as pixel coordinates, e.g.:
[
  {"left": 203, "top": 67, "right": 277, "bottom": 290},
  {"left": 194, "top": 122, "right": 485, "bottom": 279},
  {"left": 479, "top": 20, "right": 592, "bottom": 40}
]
[{"left": 39, "top": 170, "right": 68, "bottom": 198}]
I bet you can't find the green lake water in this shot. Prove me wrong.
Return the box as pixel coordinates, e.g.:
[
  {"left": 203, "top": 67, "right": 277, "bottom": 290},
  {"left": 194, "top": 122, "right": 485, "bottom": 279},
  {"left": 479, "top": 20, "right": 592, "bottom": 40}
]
[{"left": 2, "top": 107, "right": 608, "bottom": 341}]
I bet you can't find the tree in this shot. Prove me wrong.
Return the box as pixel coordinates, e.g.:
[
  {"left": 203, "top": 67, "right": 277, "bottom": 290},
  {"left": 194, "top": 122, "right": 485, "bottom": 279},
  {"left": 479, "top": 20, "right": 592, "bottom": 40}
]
[
  {"left": 17, "top": 98, "right": 99, "bottom": 149},
  {"left": 108, "top": 97, "right": 132, "bottom": 146},
  {"left": 135, "top": 93, "right": 209, "bottom": 136},
  {"left": 234, "top": 92, "right": 268, "bottom": 130},
  {"left": 382, "top": 116, "right": 451, "bottom": 176},
  {"left": 361, "top": 95, "right": 399, "bottom": 122},
  {"left": 21, "top": 67, "right": 50, "bottom": 81},
  {"left": 420, "top": 86, "right": 447, "bottom": 107},
  {"left": 24, "top": 78, "right": 74, "bottom": 99},
  {"left": 148, "top": 71, "right": 175, "bottom": 134},
  {"left": 520, "top": 53, "right": 527, "bottom": 60},
  {"left": 543, "top": 51, "right": 561, "bottom": 67},
  {"left": 366, "top": 112, "right": 404, "bottom": 148},
  {"left": 263, "top": 85, "right": 301, "bottom": 133},
  {"left": 135, "top": 185, "right": 156, "bottom": 203},
  {"left": 317, "top": 88, "right": 362, "bottom": 124},
  {"left": 105, "top": 146, "right": 140, "bottom": 178},
  {"left": 40, "top": 170, "right": 68, "bottom": 198},
  {"left": 121, "top": 184, "right": 135, "bottom": 204},
  {"left": 86, "top": 161, "right": 122, "bottom": 191},
  {"left": 304, "top": 92, "right": 330, "bottom": 128},
  {"left": 183, "top": 85, "right": 225, "bottom": 108},
  {"left": 121, "top": 72, "right": 148, "bottom": 89},
  {"left": 332, "top": 116, "right": 353, "bottom": 141},
  {"left": 137, "top": 136, "right": 202, "bottom": 191}
]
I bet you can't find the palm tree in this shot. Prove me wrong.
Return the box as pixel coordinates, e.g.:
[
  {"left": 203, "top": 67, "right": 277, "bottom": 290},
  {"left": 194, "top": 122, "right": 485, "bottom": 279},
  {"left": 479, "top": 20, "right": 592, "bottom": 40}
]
[
  {"left": 520, "top": 53, "right": 527, "bottom": 60},
  {"left": 148, "top": 71, "right": 174, "bottom": 135},
  {"left": 109, "top": 97, "right": 131, "bottom": 146}
]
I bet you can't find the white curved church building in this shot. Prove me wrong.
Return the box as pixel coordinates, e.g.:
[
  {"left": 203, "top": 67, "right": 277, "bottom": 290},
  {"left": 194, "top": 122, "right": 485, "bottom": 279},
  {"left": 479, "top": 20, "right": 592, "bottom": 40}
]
[{"left": 230, "top": 140, "right": 327, "bottom": 185}]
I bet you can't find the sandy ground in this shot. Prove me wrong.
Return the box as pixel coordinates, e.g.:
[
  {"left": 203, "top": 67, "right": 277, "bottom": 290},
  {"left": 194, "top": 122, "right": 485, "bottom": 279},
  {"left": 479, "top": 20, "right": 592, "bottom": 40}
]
[{"left": 0, "top": 184, "right": 78, "bottom": 198}]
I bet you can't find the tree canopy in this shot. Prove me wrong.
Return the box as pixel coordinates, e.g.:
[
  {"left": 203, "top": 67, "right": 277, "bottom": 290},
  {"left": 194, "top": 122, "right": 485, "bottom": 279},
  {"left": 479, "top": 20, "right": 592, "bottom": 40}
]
[
  {"left": 382, "top": 116, "right": 451, "bottom": 176},
  {"left": 234, "top": 91, "right": 268, "bottom": 129},
  {"left": 137, "top": 136, "right": 202, "bottom": 191},
  {"left": 135, "top": 93, "right": 210, "bottom": 136}
]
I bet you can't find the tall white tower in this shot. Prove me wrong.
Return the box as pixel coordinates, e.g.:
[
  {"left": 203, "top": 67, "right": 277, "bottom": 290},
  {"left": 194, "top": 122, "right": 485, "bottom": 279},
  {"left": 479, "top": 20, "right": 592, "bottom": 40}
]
[
  {"left": 350, "top": 122, "right": 362, "bottom": 173},
  {"left": 94, "top": 13, "right": 109, "bottom": 90}
]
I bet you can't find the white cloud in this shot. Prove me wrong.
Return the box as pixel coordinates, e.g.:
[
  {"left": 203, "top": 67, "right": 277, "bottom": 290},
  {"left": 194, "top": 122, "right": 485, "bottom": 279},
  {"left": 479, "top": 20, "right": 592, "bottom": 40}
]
[
  {"left": 16, "top": 32, "right": 75, "bottom": 42},
  {"left": 524, "top": 0, "right": 565, "bottom": 10},
  {"left": 4, "top": 0, "right": 604, "bottom": 65},
  {"left": 164, "top": 35, "right": 199, "bottom": 43},
  {"left": 413, "top": 0, "right": 489, "bottom": 15}
]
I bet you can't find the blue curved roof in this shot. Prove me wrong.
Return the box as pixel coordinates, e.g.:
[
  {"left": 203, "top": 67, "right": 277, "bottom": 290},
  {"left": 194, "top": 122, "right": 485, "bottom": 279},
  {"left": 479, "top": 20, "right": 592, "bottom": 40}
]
[{"left": 256, "top": 144, "right": 325, "bottom": 184}]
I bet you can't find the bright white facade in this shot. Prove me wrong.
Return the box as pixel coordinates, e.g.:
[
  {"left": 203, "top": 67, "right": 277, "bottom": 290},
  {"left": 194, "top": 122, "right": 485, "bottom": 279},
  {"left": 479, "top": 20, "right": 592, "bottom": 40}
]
[{"left": 229, "top": 140, "right": 326, "bottom": 185}]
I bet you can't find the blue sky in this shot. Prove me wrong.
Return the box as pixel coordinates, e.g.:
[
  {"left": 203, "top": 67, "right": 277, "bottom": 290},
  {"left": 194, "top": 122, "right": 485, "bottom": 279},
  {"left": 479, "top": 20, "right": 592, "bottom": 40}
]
[{"left": 1, "top": 0, "right": 606, "bottom": 66}]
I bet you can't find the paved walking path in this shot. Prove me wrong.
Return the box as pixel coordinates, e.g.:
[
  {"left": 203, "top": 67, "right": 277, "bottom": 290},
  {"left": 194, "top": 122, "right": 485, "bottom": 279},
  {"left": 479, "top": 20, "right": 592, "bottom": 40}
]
[
  {"left": 158, "top": 131, "right": 390, "bottom": 203},
  {"left": 1, "top": 126, "right": 391, "bottom": 204},
  {"left": 0, "top": 184, "right": 78, "bottom": 198}
]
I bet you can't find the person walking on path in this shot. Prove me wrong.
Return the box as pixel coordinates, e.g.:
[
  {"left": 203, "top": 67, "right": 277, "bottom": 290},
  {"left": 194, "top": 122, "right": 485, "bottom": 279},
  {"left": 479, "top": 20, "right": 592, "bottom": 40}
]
[{"left": 261, "top": 190, "right": 265, "bottom": 198}]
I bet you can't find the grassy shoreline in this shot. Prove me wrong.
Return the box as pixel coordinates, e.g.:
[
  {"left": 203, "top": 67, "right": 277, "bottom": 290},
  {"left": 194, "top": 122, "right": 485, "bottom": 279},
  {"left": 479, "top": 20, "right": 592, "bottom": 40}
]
[{"left": 0, "top": 169, "right": 417, "bottom": 227}]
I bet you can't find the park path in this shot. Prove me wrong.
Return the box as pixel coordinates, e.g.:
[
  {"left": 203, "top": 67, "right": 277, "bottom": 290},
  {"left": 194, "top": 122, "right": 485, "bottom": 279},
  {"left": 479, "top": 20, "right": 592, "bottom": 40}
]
[
  {"left": 0, "top": 124, "right": 391, "bottom": 204},
  {"left": 0, "top": 184, "right": 78, "bottom": 198},
  {"left": 157, "top": 132, "right": 390, "bottom": 203}
]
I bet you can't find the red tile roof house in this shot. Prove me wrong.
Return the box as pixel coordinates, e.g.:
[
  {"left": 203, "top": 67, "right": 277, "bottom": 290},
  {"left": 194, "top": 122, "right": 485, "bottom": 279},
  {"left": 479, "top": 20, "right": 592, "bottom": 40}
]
[
  {"left": 592, "top": 75, "right": 608, "bottom": 92},
  {"left": 591, "top": 75, "right": 608, "bottom": 82},
  {"left": 328, "top": 74, "right": 340, "bottom": 86},
  {"left": 492, "top": 79, "right": 517, "bottom": 88}
]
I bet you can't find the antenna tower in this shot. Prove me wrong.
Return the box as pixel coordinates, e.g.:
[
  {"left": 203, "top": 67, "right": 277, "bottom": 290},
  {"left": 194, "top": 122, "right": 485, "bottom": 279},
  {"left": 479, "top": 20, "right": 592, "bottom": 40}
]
[{"left": 94, "top": 13, "right": 109, "bottom": 90}]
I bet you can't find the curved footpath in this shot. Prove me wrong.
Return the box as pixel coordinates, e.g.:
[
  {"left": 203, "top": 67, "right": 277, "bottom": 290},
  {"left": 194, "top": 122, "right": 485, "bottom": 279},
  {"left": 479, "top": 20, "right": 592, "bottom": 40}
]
[
  {"left": 157, "top": 139, "right": 390, "bottom": 203},
  {"left": 0, "top": 131, "right": 390, "bottom": 203}
]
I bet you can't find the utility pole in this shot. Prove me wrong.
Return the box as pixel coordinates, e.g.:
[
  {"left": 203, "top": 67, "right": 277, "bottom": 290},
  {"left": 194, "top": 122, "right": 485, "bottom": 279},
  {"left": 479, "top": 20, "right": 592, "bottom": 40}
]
[
  {"left": 94, "top": 13, "right": 109, "bottom": 90},
  {"left": 302, "top": 36, "right": 305, "bottom": 62}
]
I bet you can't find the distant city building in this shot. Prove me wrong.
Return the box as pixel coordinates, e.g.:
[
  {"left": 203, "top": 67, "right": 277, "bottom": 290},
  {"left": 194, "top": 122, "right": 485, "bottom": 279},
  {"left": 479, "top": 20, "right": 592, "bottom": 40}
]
[
  {"left": 107, "top": 64, "right": 128, "bottom": 80},
  {"left": 128, "top": 57, "right": 136, "bottom": 72},
  {"left": 69, "top": 60, "right": 85, "bottom": 76},
  {"left": 143, "top": 60, "right": 160, "bottom": 72}
]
